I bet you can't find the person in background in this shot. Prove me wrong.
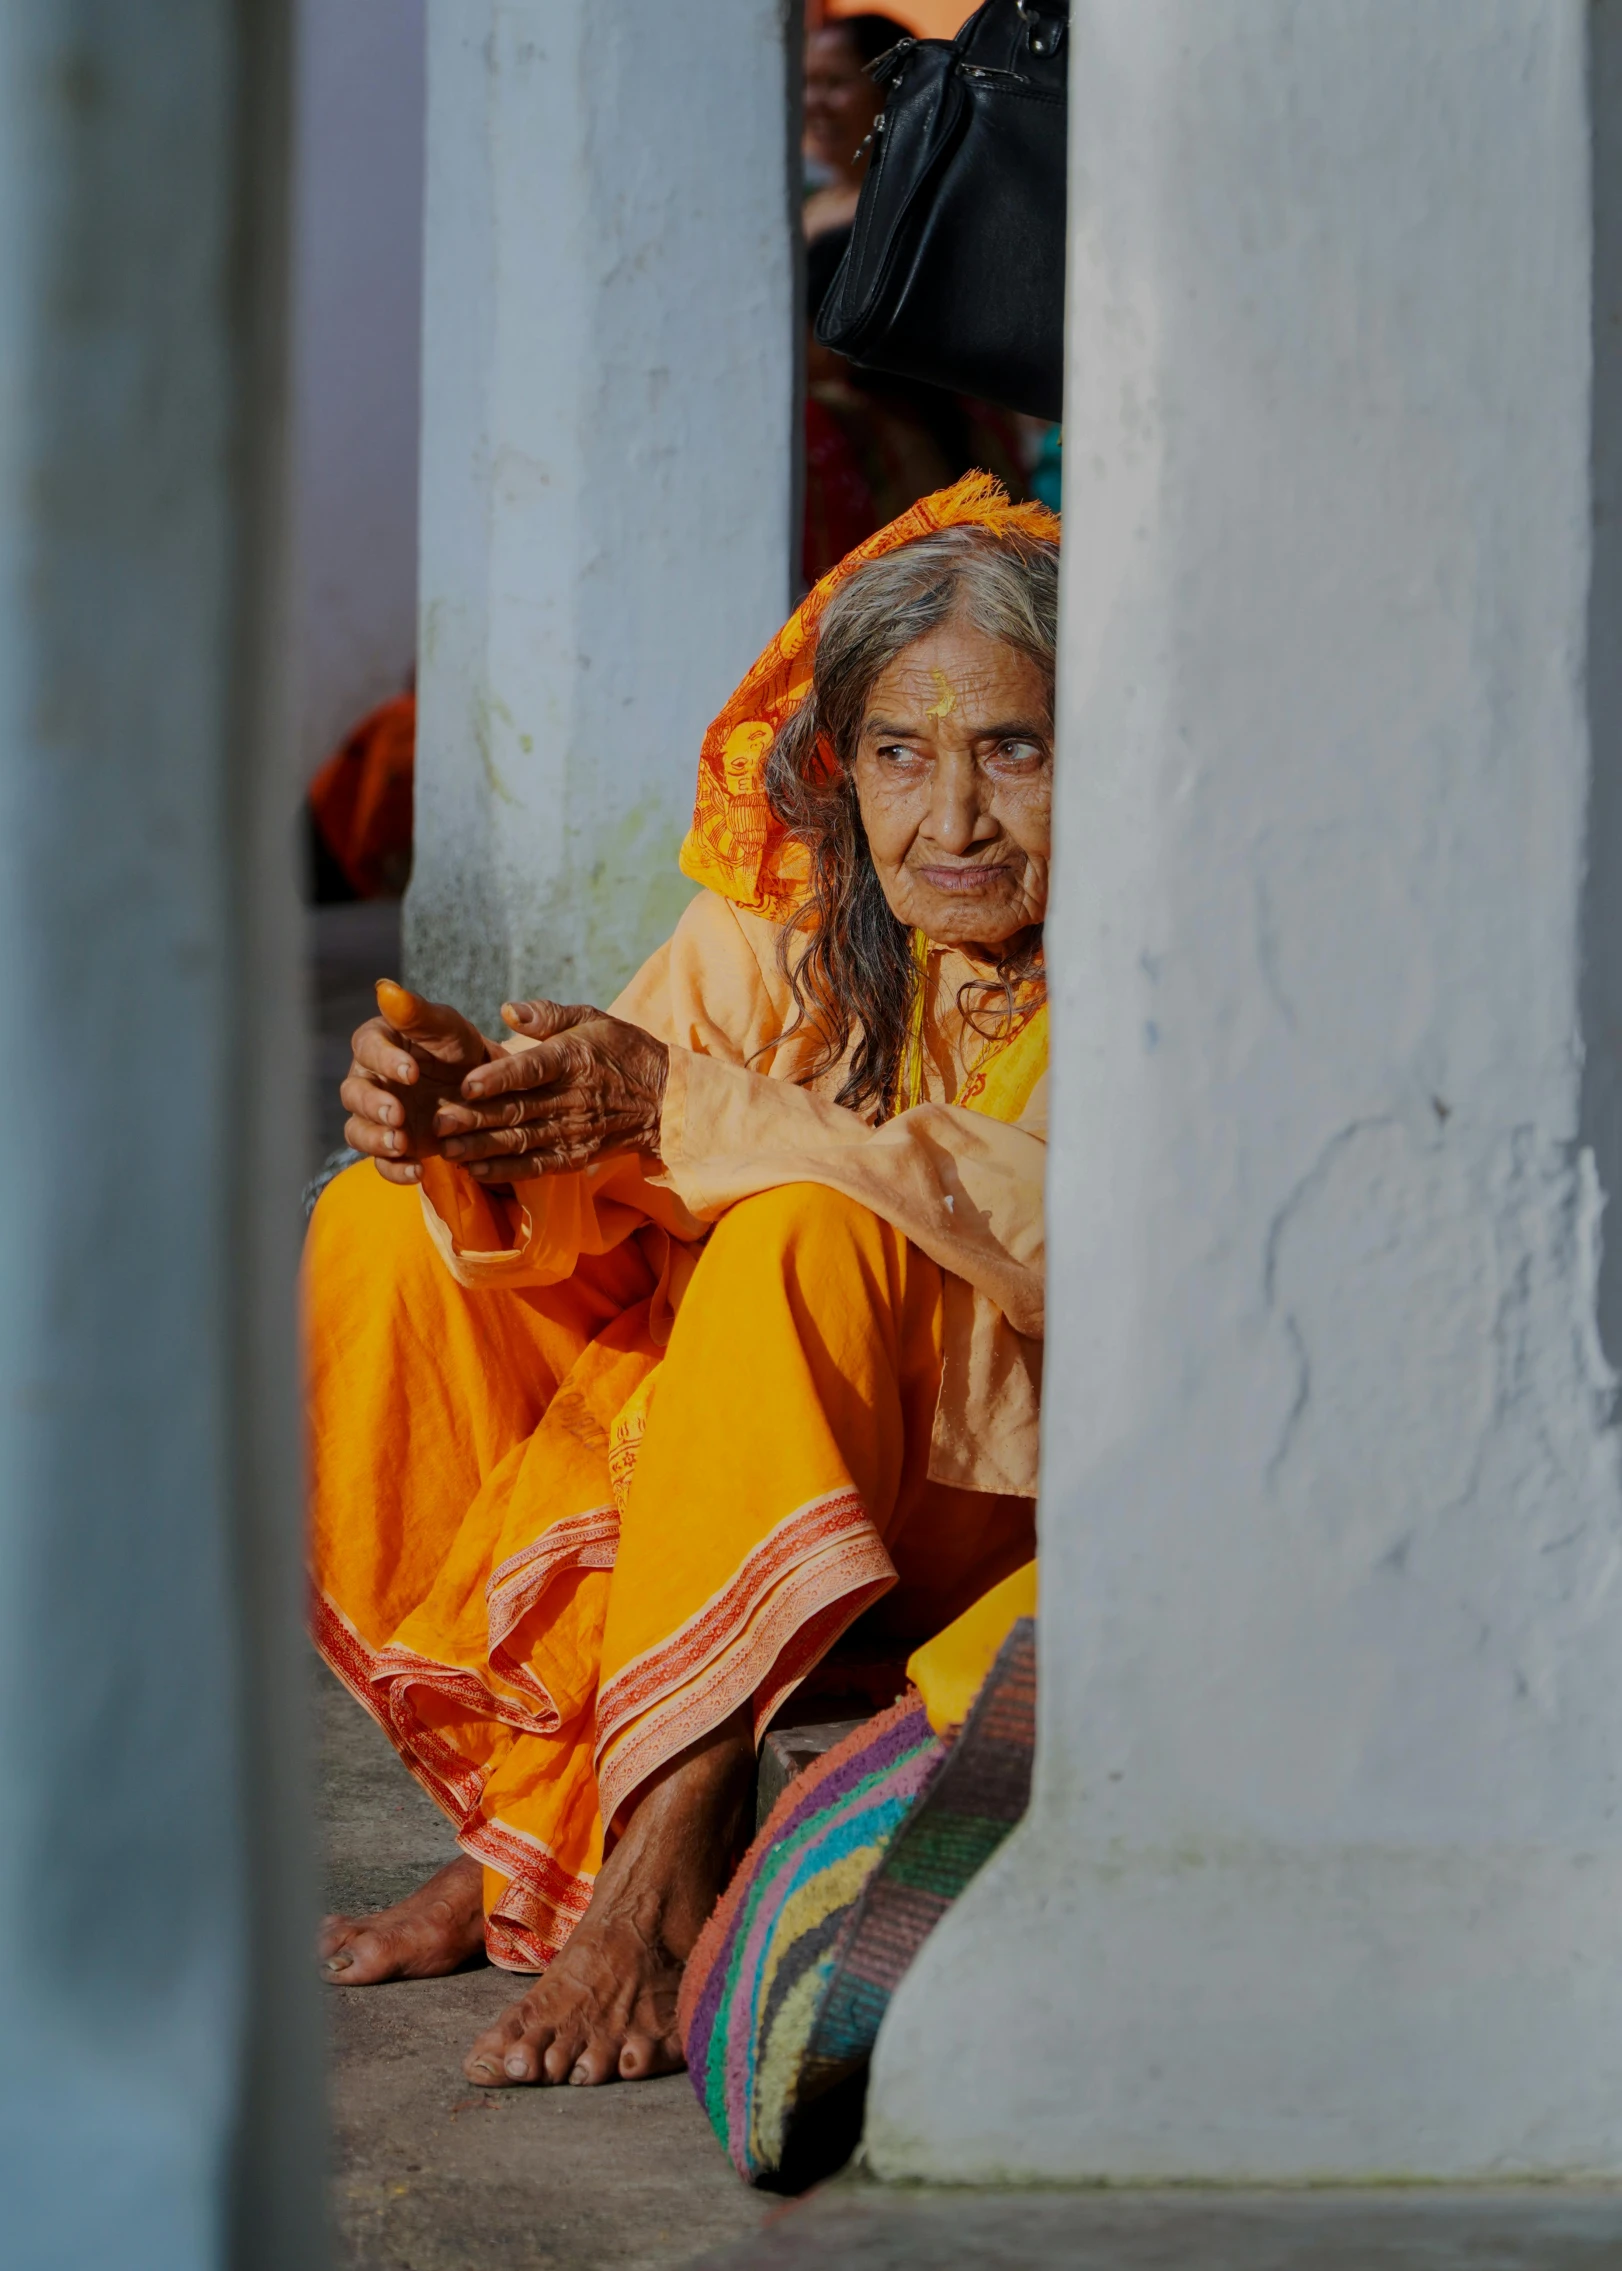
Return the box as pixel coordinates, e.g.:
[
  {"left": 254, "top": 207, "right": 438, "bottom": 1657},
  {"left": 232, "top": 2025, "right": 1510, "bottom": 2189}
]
[
  {"left": 800, "top": 13, "right": 1033, "bottom": 586},
  {"left": 803, "top": 258, "right": 1034, "bottom": 586},
  {"left": 799, "top": 13, "right": 1034, "bottom": 586},
  {"left": 802, "top": 13, "right": 913, "bottom": 239}
]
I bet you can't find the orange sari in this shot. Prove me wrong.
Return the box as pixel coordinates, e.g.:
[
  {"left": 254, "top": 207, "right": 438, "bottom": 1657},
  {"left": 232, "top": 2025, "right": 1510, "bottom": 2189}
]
[{"left": 307, "top": 476, "right": 1057, "bottom": 1969}]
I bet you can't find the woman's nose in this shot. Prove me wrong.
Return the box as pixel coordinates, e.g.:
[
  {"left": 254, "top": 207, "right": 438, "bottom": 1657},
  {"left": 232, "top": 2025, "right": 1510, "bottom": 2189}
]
[{"left": 928, "top": 774, "right": 989, "bottom": 853}]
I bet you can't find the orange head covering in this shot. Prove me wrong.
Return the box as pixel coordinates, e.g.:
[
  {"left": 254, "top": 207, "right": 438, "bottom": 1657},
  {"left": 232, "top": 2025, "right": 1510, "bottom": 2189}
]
[{"left": 678, "top": 472, "right": 1061, "bottom": 923}]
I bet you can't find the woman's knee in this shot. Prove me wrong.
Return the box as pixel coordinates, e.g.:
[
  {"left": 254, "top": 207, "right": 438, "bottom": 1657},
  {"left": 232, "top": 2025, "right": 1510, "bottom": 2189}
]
[{"left": 707, "top": 1181, "right": 888, "bottom": 1267}]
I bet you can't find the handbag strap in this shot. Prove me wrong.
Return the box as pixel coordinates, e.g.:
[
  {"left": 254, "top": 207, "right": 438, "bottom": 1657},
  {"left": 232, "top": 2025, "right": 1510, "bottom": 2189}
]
[
  {"left": 1013, "top": 0, "right": 1067, "bottom": 59},
  {"left": 956, "top": 0, "right": 1069, "bottom": 79},
  {"left": 864, "top": 3, "right": 1068, "bottom": 99}
]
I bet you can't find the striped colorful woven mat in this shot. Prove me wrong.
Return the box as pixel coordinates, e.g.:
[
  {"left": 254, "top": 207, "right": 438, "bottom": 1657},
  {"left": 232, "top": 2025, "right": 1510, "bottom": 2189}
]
[{"left": 679, "top": 1620, "right": 1036, "bottom": 2188}]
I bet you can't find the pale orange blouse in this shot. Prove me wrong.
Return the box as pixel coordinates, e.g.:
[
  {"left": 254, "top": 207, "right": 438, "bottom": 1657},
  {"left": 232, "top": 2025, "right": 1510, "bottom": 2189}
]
[{"left": 417, "top": 887, "right": 1046, "bottom": 1499}]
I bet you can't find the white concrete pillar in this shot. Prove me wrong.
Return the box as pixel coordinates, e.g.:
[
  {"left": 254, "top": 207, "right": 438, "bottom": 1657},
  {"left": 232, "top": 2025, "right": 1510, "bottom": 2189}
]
[
  {"left": 870, "top": 1, "right": 1622, "bottom": 2182},
  {"left": 0, "top": 6, "right": 326, "bottom": 2265},
  {"left": 407, "top": 0, "right": 797, "bottom": 1025}
]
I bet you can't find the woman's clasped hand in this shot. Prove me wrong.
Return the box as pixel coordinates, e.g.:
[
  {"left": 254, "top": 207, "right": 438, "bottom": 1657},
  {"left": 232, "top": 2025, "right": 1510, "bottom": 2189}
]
[{"left": 341, "top": 978, "right": 670, "bottom": 1185}]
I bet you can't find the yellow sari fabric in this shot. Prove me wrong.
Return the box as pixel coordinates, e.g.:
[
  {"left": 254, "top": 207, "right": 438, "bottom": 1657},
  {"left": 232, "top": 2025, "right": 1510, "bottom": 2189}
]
[{"left": 308, "top": 1157, "right": 1037, "bottom": 1967}]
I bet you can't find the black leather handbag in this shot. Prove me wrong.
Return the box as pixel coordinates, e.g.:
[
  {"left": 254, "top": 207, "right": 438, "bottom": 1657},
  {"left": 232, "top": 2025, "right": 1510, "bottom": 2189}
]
[{"left": 814, "top": 0, "right": 1069, "bottom": 422}]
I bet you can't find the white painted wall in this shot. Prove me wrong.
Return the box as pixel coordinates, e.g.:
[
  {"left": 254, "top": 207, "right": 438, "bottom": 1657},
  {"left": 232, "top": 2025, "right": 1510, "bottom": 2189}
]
[
  {"left": 407, "top": 0, "right": 795, "bottom": 1026},
  {"left": 870, "top": 0, "right": 1622, "bottom": 2181},
  {"left": 290, "top": 0, "right": 425, "bottom": 780},
  {"left": 0, "top": 4, "right": 324, "bottom": 2262}
]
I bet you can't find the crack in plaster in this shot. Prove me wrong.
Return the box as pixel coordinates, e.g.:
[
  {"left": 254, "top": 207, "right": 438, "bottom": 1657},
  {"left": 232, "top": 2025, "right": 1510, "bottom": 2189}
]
[
  {"left": 1251, "top": 867, "right": 1299, "bottom": 1034},
  {"left": 1260, "top": 1117, "right": 1390, "bottom": 1491}
]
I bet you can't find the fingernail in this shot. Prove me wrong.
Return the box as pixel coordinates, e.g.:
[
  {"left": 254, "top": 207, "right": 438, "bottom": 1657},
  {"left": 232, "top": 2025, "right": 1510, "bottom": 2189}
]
[
  {"left": 324, "top": 1953, "right": 352, "bottom": 1973},
  {"left": 396, "top": 1060, "right": 412, "bottom": 1080},
  {"left": 505, "top": 2055, "right": 529, "bottom": 2079}
]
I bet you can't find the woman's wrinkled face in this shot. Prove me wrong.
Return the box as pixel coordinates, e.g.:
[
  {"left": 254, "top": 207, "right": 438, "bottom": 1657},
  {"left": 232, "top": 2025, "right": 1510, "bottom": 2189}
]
[
  {"left": 804, "top": 28, "right": 881, "bottom": 176},
  {"left": 851, "top": 617, "right": 1053, "bottom": 953}
]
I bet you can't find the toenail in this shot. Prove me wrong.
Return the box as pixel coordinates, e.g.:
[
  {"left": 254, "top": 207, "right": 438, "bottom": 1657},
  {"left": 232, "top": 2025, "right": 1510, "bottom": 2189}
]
[
  {"left": 324, "top": 1953, "right": 353, "bottom": 1972},
  {"left": 570, "top": 2063, "right": 590, "bottom": 2086},
  {"left": 504, "top": 2055, "right": 528, "bottom": 2078},
  {"left": 469, "top": 2058, "right": 499, "bottom": 2081}
]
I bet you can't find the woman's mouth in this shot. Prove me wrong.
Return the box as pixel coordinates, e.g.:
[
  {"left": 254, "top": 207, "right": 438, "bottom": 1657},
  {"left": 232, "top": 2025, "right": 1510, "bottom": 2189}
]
[{"left": 914, "top": 865, "right": 1012, "bottom": 894}]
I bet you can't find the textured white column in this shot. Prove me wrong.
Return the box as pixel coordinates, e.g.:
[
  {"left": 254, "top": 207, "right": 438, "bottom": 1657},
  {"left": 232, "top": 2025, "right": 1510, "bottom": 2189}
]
[
  {"left": 870, "top": 1, "right": 1622, "bottom": 2182},
  {"left": 0, "top": 5, "right": 325, "bottom": 2265},
  {"left": 407, "top": 0, "right": 796, "bottom": 1024}
]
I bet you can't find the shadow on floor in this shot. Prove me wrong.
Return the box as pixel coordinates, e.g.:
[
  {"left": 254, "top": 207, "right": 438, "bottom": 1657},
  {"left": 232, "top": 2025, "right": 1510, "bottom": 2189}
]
[{"left": 687, "top": 2178, "right": 1622, "bottom": 2271}]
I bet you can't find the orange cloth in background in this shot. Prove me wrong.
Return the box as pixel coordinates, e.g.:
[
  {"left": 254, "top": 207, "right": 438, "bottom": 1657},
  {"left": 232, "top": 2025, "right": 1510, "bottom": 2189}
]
[
  {"left": 307, "top": 691, "right": 416, "bottom": 899},
  {"left": 308, "top": 1166, "right": 1034, "bottom": 1968},
  {"left": 824, "top": 0, "right": 970, "bottom": 36}
]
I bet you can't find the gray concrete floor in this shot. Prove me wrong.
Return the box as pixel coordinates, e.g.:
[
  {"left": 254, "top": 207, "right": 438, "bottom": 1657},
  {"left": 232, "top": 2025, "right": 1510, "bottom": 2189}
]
[{"left": 316, "top": 1663, "right": 776, "bottom": 2271}]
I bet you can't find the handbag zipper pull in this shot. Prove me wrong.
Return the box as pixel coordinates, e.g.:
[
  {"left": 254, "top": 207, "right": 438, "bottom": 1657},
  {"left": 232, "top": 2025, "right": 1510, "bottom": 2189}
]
[
  {"left": 854, "top": 113, "right": 886, "bottom": 164},
  {"left": 863, "top": 36, "right": 915, "bottom": 85}
]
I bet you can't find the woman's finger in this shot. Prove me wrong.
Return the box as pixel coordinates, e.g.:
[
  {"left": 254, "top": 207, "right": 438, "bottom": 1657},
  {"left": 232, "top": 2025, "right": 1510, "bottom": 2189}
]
[
  {"left": 438, "top": 1122, "right": 552, "bottom": 1162},
  {"left": 445, "top": 1111, "right": 626, "bottom": 1167},
  {"left": 434, "top": 1084, "right": 594, "bottom": 1135},
  {"left": 350, "top": 1017, "right": 419, "bottom": 1085},
  {"left": 467, "top": 1147, "right": 577, "bottom": 1181},
  {"left": 340, "top": 1070, "right": 408, "bottom": 1129},
  {"left": 460, "top": 1035, "right": 586, "bottom": 1100},
  {"left": 371, "top": 1157, "right": 424, "bottom": 1185},
  {"left": 344, "top": 1111, "right": 421, "bottom": 1161},
  {"left": 376, "top": 981, "right": 491, "bottom": 1070},
  {"left": 468, "top": 1153, "right": 545, "bottom": 1183},
  {"left": 442, "top": 1113, "right": 610, "bottom": 1164},
  {"left": 499, "top": 999, "right": 597, "bottom": 1040}
]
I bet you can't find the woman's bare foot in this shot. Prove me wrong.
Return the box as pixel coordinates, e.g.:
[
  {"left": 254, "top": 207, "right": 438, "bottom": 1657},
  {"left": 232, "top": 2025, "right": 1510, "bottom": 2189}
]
[
  {"left": 463, "top": 1709, "right": 755, "bottom": 2088},
  {"left": 320, "top": 1854, "right": 486, "bottom": 1984}
]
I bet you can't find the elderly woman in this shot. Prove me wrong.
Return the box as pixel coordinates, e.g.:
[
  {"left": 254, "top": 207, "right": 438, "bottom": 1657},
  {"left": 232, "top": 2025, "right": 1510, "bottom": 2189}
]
[{"left": 309, "top": 476, "right": 1055, "bottom": 2092}]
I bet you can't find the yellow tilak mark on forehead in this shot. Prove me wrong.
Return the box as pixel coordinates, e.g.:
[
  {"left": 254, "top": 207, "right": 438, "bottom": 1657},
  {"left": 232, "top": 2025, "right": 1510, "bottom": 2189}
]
[{"left": 925, "top": 669, "right": 957, "bottom": 721}]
